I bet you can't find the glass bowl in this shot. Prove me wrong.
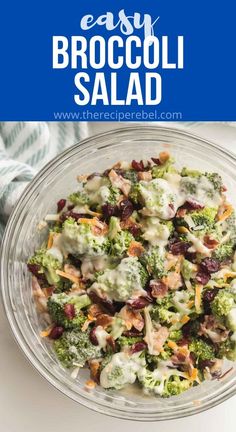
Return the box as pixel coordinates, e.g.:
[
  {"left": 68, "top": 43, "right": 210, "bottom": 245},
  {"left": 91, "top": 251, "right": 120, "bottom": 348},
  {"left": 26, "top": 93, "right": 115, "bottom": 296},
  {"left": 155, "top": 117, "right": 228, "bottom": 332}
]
[{"left": 1, "top": 125, "right": 236, "bottom": 421}]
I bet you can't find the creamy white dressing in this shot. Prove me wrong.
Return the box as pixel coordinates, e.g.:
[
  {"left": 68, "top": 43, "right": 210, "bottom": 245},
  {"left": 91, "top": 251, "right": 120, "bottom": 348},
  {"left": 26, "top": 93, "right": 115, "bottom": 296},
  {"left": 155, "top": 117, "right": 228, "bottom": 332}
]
[
  {"left": 187, "top": 232, "right": 211, "bottom": 256},
  {"left": 100, "top": 352, "right": 145, "bottom": 389},
  {"left": 89, "top": 257, "right": 147, "bottom": 302},
  {"left": 141, "top": 217, "right": 170, "bottom": 247},
  {"left": 81, "top": 256, "right": 111, "bottom": 279},
  {"left": 60, "top": 221, "right": 106, "bottom": 257},
  {"left": 139, "top": 178, "right": 185, "bottom": 220},
  {"left": 180, "top": 176, "right": 222, "bottom": 207},
  {"left": 94, "top": 326, "right": 109, "bottom": 348}
]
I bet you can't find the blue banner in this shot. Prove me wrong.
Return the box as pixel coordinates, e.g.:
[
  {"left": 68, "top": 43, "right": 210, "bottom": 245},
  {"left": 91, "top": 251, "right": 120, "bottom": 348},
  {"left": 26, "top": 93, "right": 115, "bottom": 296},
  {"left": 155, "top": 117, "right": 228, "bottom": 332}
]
[{"left": 0, "top": 0, "right": 235, "bottom": 121}]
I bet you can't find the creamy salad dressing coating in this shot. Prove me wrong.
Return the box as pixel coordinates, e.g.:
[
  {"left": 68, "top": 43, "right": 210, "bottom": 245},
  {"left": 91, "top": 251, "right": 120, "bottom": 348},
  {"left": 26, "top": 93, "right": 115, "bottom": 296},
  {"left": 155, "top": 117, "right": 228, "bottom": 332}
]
[
  {"left": 88, "top": 257, "right": 147, "bottom": 302},
  {"left": 28, "top": 151, "right": 236, "bottom": 399}
]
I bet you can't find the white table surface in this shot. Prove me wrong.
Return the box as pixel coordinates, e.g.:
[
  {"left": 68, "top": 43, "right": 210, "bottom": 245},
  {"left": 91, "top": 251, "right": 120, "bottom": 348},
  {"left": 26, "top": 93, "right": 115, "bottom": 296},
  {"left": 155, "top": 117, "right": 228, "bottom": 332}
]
[{"left": 1, "top": 121, "right": 236, "bottom": 432}]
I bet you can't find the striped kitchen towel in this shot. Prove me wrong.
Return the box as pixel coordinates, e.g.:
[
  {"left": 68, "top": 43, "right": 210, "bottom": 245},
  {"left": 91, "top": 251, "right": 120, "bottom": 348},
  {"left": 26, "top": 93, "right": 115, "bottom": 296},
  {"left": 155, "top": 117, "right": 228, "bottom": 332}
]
[{"left": 0, "top": 122, "right": 89, "bottom": 241}]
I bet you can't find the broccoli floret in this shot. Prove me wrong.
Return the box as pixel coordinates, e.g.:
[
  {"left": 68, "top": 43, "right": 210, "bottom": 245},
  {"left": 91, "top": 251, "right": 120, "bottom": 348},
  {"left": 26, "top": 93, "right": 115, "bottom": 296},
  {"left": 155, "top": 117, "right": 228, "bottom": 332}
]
[
  {"left": 181, "top": 259, "right": 197, "bottom": 281},
  {"left": 138, "top": 364, "right": 191, "bottom": 396},
  {"left": 205, "top": 172, "right": 223, "bottom": 191},
  {"left": 100, "top": 352, "right": 144, "bottom": 389},
  {"left": 107, "top": 186, "right": 120, "bottom": 205},
  {"left": 189, "top": 338, "right": 215, "bottom": 363},
  {"left": 109, "top": 230, "right": 134, "bottom": 257},
  {"left": 213, "top": 242, "right": 234, "bottom": 261},
  {"left": 108, "top": 216, "right": 121, "bottom": 240},
  {"left": 226, "top": 307, "right": 236, "bottom": 331},
  {"left": 28, "top": 248, "right": 62, "bottom": 286},
  {"left": 211, "top": 290, "right": 235, "bottom": 317},
  {"left": 89, "top": 257, "right": 148, "bottom": 302},
  {"left": 181, "top": 167, "right": 202, "bottom": 178},
  {"left": 140, "top": 247, "right": 166, "bottom": 279},
  {"left": 54, "top": 330, "right": 101, "bottom": 368},
  {"left": 169, "top": 329, "right": 183, "bottom": 341},
  {"left": 151, "top": 157, "right": 175, "bottom": 179},
  {"left": 61, "top": 218, "right": 108, "bottom": 256},
  {"left": 122, "top": 169, "right": 138, "bottom": 184},
  {"left": 218, "top": 338, "right": 236, "bottom": 361},
  {"left": 47, "top": 293, "right": 91, "bottom": 329},
  {"left": 162, "top": 376, "right": 192, "bottom": 397},
  {"left": 129, "top": 183, "right": 141, "bottom": 204},
  {"left": 150, "top": 295, "right": 175, "bottom": 325},
  {"left": 191, "top": 207, "right": 217, "bottom": 229},
  {"left": 118, "top": 335, "right": 143, "bottom": 349},
  {"left": 68, "top": 191, "right": 89, "bottom": 206}
]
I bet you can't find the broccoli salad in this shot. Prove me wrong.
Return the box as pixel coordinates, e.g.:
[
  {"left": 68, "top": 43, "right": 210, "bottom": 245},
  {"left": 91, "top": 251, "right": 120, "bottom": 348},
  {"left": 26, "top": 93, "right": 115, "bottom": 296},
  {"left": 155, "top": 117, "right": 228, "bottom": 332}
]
[{"left": 28, "top": 151, "right": 236, "bottom": 398}]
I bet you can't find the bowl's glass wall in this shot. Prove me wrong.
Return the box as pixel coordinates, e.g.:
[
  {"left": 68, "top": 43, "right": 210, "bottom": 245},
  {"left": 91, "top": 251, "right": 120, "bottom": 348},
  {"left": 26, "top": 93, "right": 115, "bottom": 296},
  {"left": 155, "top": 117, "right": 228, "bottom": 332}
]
[{"left": 1, "top": 126, "right": 236, "bottom": 421}]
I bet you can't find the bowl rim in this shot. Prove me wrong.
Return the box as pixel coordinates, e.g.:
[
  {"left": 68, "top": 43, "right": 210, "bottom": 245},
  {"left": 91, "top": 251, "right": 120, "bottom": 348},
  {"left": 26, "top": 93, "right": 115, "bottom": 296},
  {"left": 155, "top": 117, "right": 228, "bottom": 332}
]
[{"left": 1, "top": 124, "right": 236, "bottom": 421}]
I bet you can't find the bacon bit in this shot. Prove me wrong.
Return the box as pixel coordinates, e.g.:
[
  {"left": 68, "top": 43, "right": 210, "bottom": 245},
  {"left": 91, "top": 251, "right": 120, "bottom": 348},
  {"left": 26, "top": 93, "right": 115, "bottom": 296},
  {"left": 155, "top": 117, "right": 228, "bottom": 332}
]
[
  {"left": 119, "top": 305, "right": 144, "bottom": 331},
  {"left": 95, "top": 314, "right": 113, "bottom": 329},
  {"left": 78, "top": 217, "right": 108, "bottom": 235},
  {"left": 109, "top": 169, "right": 131, "bottom": 196},
  {"left": 203, "top": 235, "right": 219, "bottom": 249},
  {"left": 47, "top": 232, "right": 54, "bottom": 249},
  {"left": 81, "top": 317, "right": 95, "bottom": 332},
  {"left": 195, "top": 284, "right": 203, "bottom": 313},
  {"left": 150, "top": 280, "right": 168, "bottom": 299},
  {"left": 127, "top": 240, "right": 145, "bottom": 257},
  {"left": 181, "top": 315, "right": 190, "bottom": 324},
  {"left": 64, "top": 264, "right": 80, "bottom": 278},
  {"left": 217, "top": 203, "right": 233, "bottom": 222},
  {"left": 85, "top": 379, "right": 96, "bottom": 389},
  {"left": 40, "top": 324, "right": 54, "bottom": 338},
  {"left": 163, "top": 270, "right": 183, "bottom": 290},
  {"left": 137, "top": 171, "right": 152, "bottom": 181},
  {"left": 56, "top": 269, "right": 80, "bottom": 285},
  {"left": 88, "top": 304, "right": 105, "bottom": 318},
  {"left": 42, "top": 287, "right": 54, "bottom": 298},
  {"left": 88, "top": 359, "right": 101, "bottom": 384},
  {"left": 159, "top": 151, "right": 170, "bottom": 164}
]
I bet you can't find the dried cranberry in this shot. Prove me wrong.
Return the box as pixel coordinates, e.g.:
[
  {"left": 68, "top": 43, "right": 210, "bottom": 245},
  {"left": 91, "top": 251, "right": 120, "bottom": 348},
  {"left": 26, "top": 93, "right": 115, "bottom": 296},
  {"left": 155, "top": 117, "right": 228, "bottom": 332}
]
[
  {"left": 127, "top": 297, "right": 152, "bottom": 309},
  {"left": 131, "top": 341, "right": 147, "bottom": 354},
  {"left": 151, "top": 157, "right": 161, "bottom": 165},
  {"left": 131, "top": 160, "right": 145, "bottom": 172},
  {"left": 119, "top": 199, "right": 133, "bottom": 221},
  {"left": 67, "top": 204, "right": 74, "bottom": 211},
  {"left": 101, "top": 203, "right": 119, "bottom": 219},
  {"left": 149, "top": 280, "right": 168, "bottom": 299},
  {"left": 128, "top": 224, "right": 141, "bottom": 238},
  {"left": 185, "top": 199, "right": 205, "bottom": 210},
  {"left": 203, "top": 288, "right": 219, "bottom": 313},
  {"left": 185, "top": 251, "right": 197, "bottom": 262},
  {"left": 169, "top": 241, "right": 191, "bottom": 255},
  {"left": 64, "top": 304, "right": 76, "bottom": 320},
  {"left": 57, "top": 199, "right": 66, "bottom": 213},
  {"left": 89, "top": 327, "right": 99, "bottom": 346},
  {"left": 27, "top": 263, "right": 47, "bottom": 284},
  {"left": 196, "top": 271, "right": 211, "bottom": 285},
  {"left": 200, "top": 258, "right": 220, "bottom": 274},
  {"left": 88, "top": 292, "right": 116, "bottom": 314},
  {"left": 123, "top": 329, "right": 143, "bottom": 337},
  {"left": 49, "top": 326, "right": 64, "bottom": 340}
]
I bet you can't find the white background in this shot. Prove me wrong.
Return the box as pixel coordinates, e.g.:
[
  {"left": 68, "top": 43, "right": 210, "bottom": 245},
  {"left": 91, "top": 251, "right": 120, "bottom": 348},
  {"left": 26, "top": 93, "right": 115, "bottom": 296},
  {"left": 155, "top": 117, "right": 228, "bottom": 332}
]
[{"left": 1, "top": 122, "right": 236, "bottom": 431}]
